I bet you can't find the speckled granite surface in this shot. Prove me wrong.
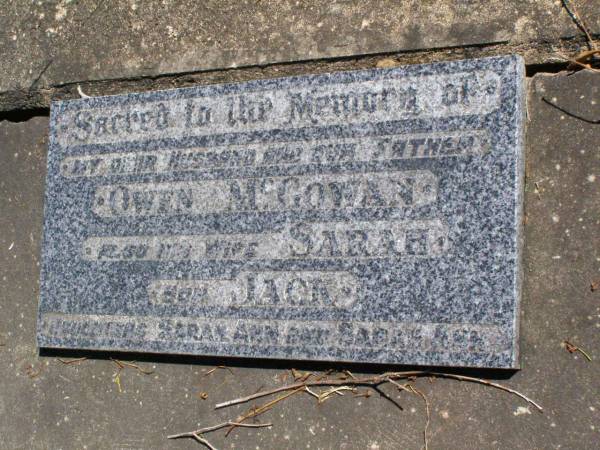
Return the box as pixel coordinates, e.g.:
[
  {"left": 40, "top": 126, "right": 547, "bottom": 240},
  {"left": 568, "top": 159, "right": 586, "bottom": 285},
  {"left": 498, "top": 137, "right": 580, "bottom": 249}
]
[{"left": 37, "top": 55, "right": 525, "bottom": 368}]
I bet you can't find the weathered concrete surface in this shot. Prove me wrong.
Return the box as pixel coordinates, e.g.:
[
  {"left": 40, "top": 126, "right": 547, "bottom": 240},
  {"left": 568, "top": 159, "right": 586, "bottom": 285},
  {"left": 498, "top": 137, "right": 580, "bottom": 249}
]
[
  {"left": 1, "top": 38, "right": 591, "bottom": 115},
  {"left": 1, "top": 0, "right": 599, "bottom": 95},
  {"left": 1, "top": 71, "right": 599, "bottom": 449}
]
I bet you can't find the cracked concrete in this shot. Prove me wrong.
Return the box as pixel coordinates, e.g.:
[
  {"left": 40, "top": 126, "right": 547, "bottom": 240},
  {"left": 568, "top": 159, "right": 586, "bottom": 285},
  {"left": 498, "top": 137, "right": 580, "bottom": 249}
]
[
  {"left": 1, "top": 0, "right": 599, "bottom": 113},
  {"left": 2, "top": 1, "right": 598, "bottom": 93},
  {"left": 1, "top": 36, "right": 594, "bottom": 115}
]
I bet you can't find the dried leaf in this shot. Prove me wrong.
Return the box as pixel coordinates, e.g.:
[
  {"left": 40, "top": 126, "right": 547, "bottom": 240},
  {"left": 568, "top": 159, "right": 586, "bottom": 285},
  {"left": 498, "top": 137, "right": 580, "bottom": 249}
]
[{"left": 376, "top": 58, "right": 399, "bottom": 69}]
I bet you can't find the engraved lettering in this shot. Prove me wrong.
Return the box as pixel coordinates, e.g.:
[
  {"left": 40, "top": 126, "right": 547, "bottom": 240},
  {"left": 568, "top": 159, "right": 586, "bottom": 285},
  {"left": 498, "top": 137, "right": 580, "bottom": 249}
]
[
  {"left": 82, "top": 219, "right": 449, "bottom": 261},
  {"left": 92, "top": 171, "right": 437, "bottom": 217}
]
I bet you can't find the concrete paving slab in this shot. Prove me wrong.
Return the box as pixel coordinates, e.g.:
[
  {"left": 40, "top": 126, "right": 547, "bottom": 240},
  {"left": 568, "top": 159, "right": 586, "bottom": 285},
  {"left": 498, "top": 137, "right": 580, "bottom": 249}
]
[
  {"left": 1, "top": 0, "right": 599, "bottom": 94},
  {"left": 0, "top": 69, "right": 599, "bottom": 449}
]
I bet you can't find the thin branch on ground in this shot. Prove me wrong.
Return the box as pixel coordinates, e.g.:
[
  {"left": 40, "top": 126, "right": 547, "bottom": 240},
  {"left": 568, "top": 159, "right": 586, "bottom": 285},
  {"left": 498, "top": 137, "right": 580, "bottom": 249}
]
[
  {"left": 561, "top": 0, "right": 597, "bottom": 49},
  {"left": 77, "top": 85, "right": 91, "bottom": 98},
  {"left": 427, "top": 372, "right": 543, "bottom": 412},
  {"left": 189, "top": 434, "right": 216, "bottom": 450},
  {"left": 408, "top": 385, "right": 431, "bottom": 450},
  {"left": 314, "top": 386, "right": 355, "bottom": 403},
  {"left": 110, "top": 358, "right": 154, "bottom": 375},
  {"left": 533, "top": 181, "right": 542, "bottom": 200},
  {"left": 555, "top": 51, "right": 600, "bottom": 73},
  {"left": 215, "top": 371, "right": 543, "bottom": 413},
  {"left": 110, "top": 358, "right": 154, "bottom": 393},
  {"left": 387, "top": 377, "right": 412, "bottom": 392},
  {"left": 352, "top": 389, "right": 373, "bottom": 398},
  {"left": 291, "top": 368, "right": 313, "bottom": 381},
  {"left": 373, "top": 385, "right": 405, "bottom": 411},
  {"left": 564, "top": 340, "right": 593, "bottom": 361},
  {"left": 168, "top": 421, "right": 272, "bottom": 450},
  {"left": 203, "top": 365, "right": 233, "bottom": 377},
  {"left": 215, "top": 371, "right": 422, "bottom": 409},
  {"left": 344, "top": 370, "right": 357, "bottom": 380},
  {"left": 113, "top": 369, "right": 123, "bottom": 393},
  {"left": 169, "top": 421, "right": 272, "bottom": 438},
  {"left": 304, "top": 386, "right": 320, "bottom": 399},
  {"left": 57, "top": 357, "right": 88, "bottom": 365},
  {"left": 225, "top": 386, "right": 304, "bottom": 436},
  {"left": 172, "top": 370, "right": 542, "bottom": 448}
]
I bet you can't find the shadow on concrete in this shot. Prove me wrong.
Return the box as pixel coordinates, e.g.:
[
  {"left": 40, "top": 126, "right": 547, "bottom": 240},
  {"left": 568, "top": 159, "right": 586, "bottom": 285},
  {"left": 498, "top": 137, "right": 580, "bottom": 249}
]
[
  {"left": 40, "top": 347, "right": 517, "bottom": 380},
  {"left": 0, "top": 107, "right": 49, "bottom": 123}
]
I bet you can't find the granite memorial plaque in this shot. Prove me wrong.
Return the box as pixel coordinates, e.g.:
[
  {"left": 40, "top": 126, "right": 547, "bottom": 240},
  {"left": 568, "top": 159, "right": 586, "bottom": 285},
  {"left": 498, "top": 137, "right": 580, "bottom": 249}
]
[{"left": 37, "top": 55, "right": 525, "bottom": 368}]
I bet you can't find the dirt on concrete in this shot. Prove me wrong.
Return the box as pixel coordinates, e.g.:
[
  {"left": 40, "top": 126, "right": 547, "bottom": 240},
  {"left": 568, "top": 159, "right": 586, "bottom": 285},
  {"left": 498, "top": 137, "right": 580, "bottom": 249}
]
[
  {"left": 0, "top": 69, "right": 599, "bottom": 449},
  {"left": 1, "top": 0, "right": 600, "bottom": 114}
]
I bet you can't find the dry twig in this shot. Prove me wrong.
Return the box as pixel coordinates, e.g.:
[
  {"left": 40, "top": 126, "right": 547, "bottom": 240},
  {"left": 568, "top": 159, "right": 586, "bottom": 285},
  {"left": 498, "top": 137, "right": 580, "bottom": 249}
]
[
  {"left": 376, "top": 58, "right": 400, "bottom": 69},
  {"left": 113, "top": 370, "right": 123, "bottom": 393},
  {"left": 558, "top": 1, "right": 599, "bottom": 72},
  {"left": 313, "top": 386, "right": 355, "bottom": 403},
  {"left": 110, "top": 358, "right": 154, "bottom": 392},
  {"left": 168, "top": 421, "right": 272, "bottom": 449},
  {"left": 203, "top": 365, "right": 233, "bottom": 377},
  {"left": 387, "top": 377, "right": 411, "bottom": 392},
  {"left": 352, "top": 389, "right": 373, "bottom": 399},
  {"left": 215, "top": 371, "right": 418, "bottom": 409},
  {"left": 408, "top": 385, "right": 431, "bottom": 450},
  {"left": 561, "top": 0, "right": 597, "bottom": 49},
  {"left": 564, "top": 340, "right": 592, "bottom": 361},
  {"left": 215, "top": 371, "right": 543, "bottom": 412},
  {"left": 291, "top": 368, "right": 312, "bottom": 382},
  {"left": 533, "top": 181, "right": 542, "bottom": 200},
  {"left": 173, "top": 370, "right": 543, "bottom": 448},
  {"left": 57, "top": 357, "right": 88, "bottom": 365},
  {"left": 427, "top": 372, "right": 543, "bottom": 412},
  {"left": 111, "top": 358, "right": 154, "bottom": 374},
  {"left": 556, "top": 51, "right": 600, "bottom": 73},
  {"left": 226, "top": 386, "right": 304, "bottom": 436},
  {"left": 77, "top": 84, "right": 91, "bottom": 98}
]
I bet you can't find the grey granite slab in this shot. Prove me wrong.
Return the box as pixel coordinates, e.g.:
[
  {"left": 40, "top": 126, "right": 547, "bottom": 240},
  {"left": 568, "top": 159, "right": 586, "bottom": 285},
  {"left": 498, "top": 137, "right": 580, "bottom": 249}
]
[{"left": 37, "top": 55, "right": 525, "bottom": 369}]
